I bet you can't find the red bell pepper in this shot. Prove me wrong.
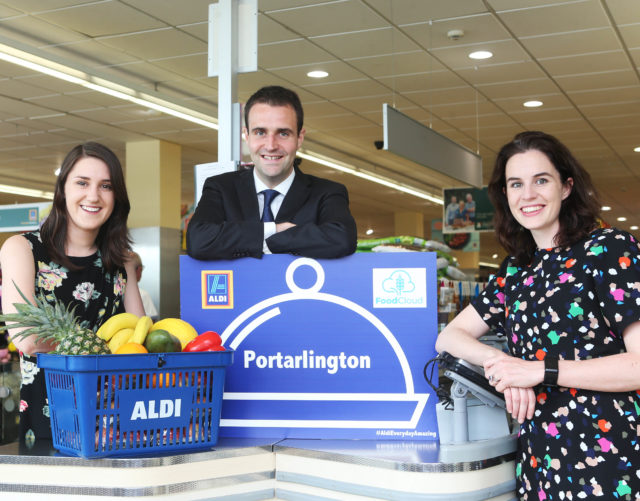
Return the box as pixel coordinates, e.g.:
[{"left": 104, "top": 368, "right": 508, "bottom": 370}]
[{"left": 184, "top": 331, "right": 224, "bottom": 352}]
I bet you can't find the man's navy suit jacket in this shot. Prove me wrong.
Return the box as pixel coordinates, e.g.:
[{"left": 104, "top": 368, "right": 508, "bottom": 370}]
[{"left": 186, "top": 166, "right": 357, "bottom": 260}]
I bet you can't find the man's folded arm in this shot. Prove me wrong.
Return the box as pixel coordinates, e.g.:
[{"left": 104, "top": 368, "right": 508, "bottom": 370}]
[
  {"left": 186, "top": 180, "right": 264, "bottom": 260},
  {"left": 266, "top": 186, "right": 357, "bottom": 258}
]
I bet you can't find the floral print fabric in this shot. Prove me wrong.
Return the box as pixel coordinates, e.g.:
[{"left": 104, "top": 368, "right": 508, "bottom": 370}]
[
  {"left": 472, "top": 227, "right": 640, "bottom": 499},
  {"left": 19, "top": 231, "right": 126, "bottom": 445}
]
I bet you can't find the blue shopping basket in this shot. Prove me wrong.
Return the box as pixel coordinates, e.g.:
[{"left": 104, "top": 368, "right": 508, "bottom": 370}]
[{"left": 37, "top": 350, "right": 233, "bottom": 458}]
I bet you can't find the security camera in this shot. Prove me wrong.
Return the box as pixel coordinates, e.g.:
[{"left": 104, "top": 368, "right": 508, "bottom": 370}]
[{"left": 374, "top": 140, "right": 384, "bottom": 150}]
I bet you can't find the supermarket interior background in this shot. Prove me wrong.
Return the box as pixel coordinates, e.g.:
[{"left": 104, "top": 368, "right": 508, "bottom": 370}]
[{"left": 0, "top": 0, "right": 639, "bottom": 268}]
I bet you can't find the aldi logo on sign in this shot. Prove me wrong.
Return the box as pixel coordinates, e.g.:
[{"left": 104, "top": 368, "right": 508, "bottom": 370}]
[
  {"left": 372, "top": 268, "right": 427, "bottom": 308},
  {"left": 201, "top": 270, "right": 234, "bottom": 309}
]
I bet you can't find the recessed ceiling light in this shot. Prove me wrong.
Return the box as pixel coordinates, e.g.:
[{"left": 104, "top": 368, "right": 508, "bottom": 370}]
[
  {"left": 492, "top": 253, "right": 499, "bottom": 259},
  {"left": 634, "top": 146, "right": 640, "bottom": 152},
  {"left": 524, "top": 100, "right": 543, "bottom": 108},
  {"left": 54, "top": 168, "right": 61, "bottom": 176},
  {"left": 307, "top": 70, "right": 329, "bottom": 78},
  {"left": 601, "top": 206, "right": 611, "bottom": 211},
  {"left": 366, "top": 228, "right": 374, "bottom": 235},
  {"left": 617, "top": 216, "right": 627, "bottom": 222},
  {"left": 469, "top": 50, "right": 493, "bottom": 60},
  {"left": 631, "top": 225, "right": 639, "bottom": 230}
]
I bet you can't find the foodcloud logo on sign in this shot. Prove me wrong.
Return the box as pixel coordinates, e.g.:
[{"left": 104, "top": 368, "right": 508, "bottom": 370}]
[
  {"left": 372, "top": 268, "right": 427, "bottom": 308},
  {"left": 201, "top": 270, "right": 234, "bottom": 309}
]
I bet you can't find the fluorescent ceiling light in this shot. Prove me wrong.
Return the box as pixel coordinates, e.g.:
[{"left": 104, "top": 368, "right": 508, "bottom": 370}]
[
  {"left": 631, "top": 225, "right": 639, "bottom": 230},
  {"left": 0, "top": 183, "right": 54, "bottom": 199},
  {"left": 479, "top": 261, "right": 499, "bottom": 269},
  {"left": 307, "top": 70, "right": 329, "bottom": 78},
  {"left": 634, "top": 147, "right": 640, "bottom": 152},
  {"left": 523, "top": 100, "right": 543, "bottom": 108},
  {"left": 0, "top": 41, "right": 219, "bottom": 130},
  {"left": 617, "top": 216, "right": 627, "bottom": 221},
  {"left": 0, "top": 39, "right": 440, "bottom": 204},
  {"left": 601, "top": 205, "right": 611, "bottom": 211},
  {"left": 468, "top": 51, "right": 492, "bottom": 60},
  {"left": 296, "top": 151, "right": 443, "bottom": 205}
]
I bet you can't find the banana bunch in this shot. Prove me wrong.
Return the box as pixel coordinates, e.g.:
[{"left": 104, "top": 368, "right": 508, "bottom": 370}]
[
  {"left": 96, "top": 314, "right": 199, "bottom": 353},
  {"left": 96, "top": 313, "right": 153, "bottom": 353}
]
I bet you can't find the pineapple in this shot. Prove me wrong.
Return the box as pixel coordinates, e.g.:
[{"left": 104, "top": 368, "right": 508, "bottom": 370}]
[{"left": 0, "top": 283, "right": 110, "bottom": 355}]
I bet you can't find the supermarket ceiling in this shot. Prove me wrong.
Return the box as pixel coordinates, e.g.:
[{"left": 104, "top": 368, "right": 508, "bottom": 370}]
[{"left": 0, "top": 0, "right": 639, "bottom": 265}]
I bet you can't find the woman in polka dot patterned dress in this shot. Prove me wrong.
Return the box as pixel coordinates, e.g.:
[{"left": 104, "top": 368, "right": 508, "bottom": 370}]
[{"left": 436, "top": 131, "right": 640, "bottom": 499}]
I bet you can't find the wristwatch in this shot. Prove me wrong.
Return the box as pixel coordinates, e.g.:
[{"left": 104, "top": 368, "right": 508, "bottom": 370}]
[{"left": 543, "top": 356, "right": 559, "bottom": 386}]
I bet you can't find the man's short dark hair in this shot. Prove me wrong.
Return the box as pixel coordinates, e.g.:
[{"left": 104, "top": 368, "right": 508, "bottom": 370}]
[{"left": 244, "top": 86, "right": 304, "bottom": 134}]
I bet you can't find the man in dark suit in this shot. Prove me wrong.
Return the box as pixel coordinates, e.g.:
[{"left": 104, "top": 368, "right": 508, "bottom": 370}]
[{"left": 186, "top": 86, "right": 357, "bottom": 260}]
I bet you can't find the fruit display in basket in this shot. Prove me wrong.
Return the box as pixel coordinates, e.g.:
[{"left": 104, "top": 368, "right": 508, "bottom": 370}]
[
  {"left": 0, "top": 283, "right": 110, "bottom": 355},
  {"left": 108, "top": 327, "right": 135, "bottom": 353},
  {"left": 184, "top": 331, "right": 225, "bottom": 352},
  {"left": 96, "top": 312, "right": 139, "bottom": 341},
  {"left": 144, "top": 329, "right": 182, "bottom": 353},
  {"left": 150, "top": 318, "right": 198, "bottom": 349},
  {"left": 115, "top": 342, "right": 148, "bottom": 354},
  {"left": 131, "top": 316, "right": 153, "bottom": 344},
  {"left": 146, "top": 372, "right": 176, "bottom": 388}
]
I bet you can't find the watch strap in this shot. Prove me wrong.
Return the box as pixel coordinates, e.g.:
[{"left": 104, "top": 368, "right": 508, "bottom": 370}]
[{"left": 543, "top": 356, "right": 559, "bottom": 386}]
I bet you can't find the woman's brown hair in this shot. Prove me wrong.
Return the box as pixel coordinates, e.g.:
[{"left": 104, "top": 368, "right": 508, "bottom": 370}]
[
  {"left": 488, "top": 131, "right": 601, "bottom": 266},
  {"left": 40, "top": 142, "right": 132, "bottom": 271}
]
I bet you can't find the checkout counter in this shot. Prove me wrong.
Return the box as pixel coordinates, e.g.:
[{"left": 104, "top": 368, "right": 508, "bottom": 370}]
[
  {"left": 0, "top": 256, "right": 516, "bottom": 501},
  {"left": 0, "top": 363, "right": 517, "bottom": 500}
]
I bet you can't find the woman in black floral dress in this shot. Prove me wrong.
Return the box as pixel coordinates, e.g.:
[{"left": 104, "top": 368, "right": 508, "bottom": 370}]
[
  {"left": 437, "top": 131, "right": 640, "bottom": 499},
  {"left": 0, "top": 142, "right": 144, "bottom": 447}
]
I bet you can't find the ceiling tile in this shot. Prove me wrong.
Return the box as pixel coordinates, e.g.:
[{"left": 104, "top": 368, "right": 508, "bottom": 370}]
[
  {"left": 302, "top": 78, "right": 390, "bottom": 100},
  {"left": 311, "top": 27, "right": 420, "bottom": 59},
  {"left": 98, "top": 29, "right": 206, "bottom": 60},
  {"left": 264, "top": 1, "right": 388, "bottom": 38},
  {"left": 0, "top": 14, "right": 86, "bottom": 45},
  {"left": 124, "top": 0, "right": 213, "bottom": 26},
  {"left": 497, "top": 1, "right": 609, "bottom": 38},
  {"left": 540, "top": 50, "right": 630, "bottom": 76},
  {"left": 367, "top": 0, "right": 487, "bottom": 24},
  {"left": 375, "top": 72, "right": 463, "bottom": 94},
  {"left": 35, "top": 3, "right": 166, "bottom": 37},
  {"left": 520, "top": 28, "right": 620, "bottom": 58},
  {"left": 403, "top": 13, "right": 510, "bottom": 51},
  {"left": 569, "top": 86, "right": 640, "bottom": 106},
  {"left": 455, "top": 60, "right": 545, "bottom": 85},
  {"left": 430, "top": 39, "right": 529, "bottom": 70},
  {"left": 554, "top": 69, "right": 638, "bottom": 92},
  {"left": 477, "top": 78, "right": 558, "bottom": 100},
  {"left": 147, "top": 53, "right": 209, "bottom": 80},
  {"left": 269, "top": 61, "right": 366, "bottom": 86},
  {"left": 604, "top": 0, "right": 640, "bottom": 25},
  {"left": 346, "top": 51, "right": 446, "bottom": 77},
  {"left": 259, "top": 39, "right": 334, "bottom": 68}
]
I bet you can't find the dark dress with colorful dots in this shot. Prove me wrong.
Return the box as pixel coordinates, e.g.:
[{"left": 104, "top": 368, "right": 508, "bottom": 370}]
[{"left": 472, "top": 227, "right": 640, "bottom": 500}]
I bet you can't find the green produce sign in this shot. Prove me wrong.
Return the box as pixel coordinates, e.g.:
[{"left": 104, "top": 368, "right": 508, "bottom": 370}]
[{"left": 0, "top": 202, "right": 51, "bottom": 232}]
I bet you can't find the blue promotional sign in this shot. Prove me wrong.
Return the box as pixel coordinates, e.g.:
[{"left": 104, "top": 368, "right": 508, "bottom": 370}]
[{"left": 180, "top": 253, "right": 439, "bottom": 440}]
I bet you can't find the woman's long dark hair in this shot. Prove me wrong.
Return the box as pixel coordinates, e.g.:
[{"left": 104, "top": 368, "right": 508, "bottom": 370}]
[
  {"left": 488, "top": 131, "right": 601, "bottom": 266},
  {"left": 40, "top": 142, "right": 132, "bottom": 271}
]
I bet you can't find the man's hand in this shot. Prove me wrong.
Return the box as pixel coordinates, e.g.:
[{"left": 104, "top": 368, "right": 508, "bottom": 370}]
[{"left": 276, "top": 222, "right": 296, "bottom": 232}]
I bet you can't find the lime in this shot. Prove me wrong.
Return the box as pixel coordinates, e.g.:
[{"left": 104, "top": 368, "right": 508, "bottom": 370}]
[{"left": 144, "top": 329, "right": 182, "bottom": 353}]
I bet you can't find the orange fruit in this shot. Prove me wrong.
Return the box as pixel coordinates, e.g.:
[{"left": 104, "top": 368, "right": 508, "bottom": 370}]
[
  {"left": 115, "top": 342, "right": 148, "bottom": 354},
  {"left": 146, "top": 372, "right": 176, "bottom": 388}
]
